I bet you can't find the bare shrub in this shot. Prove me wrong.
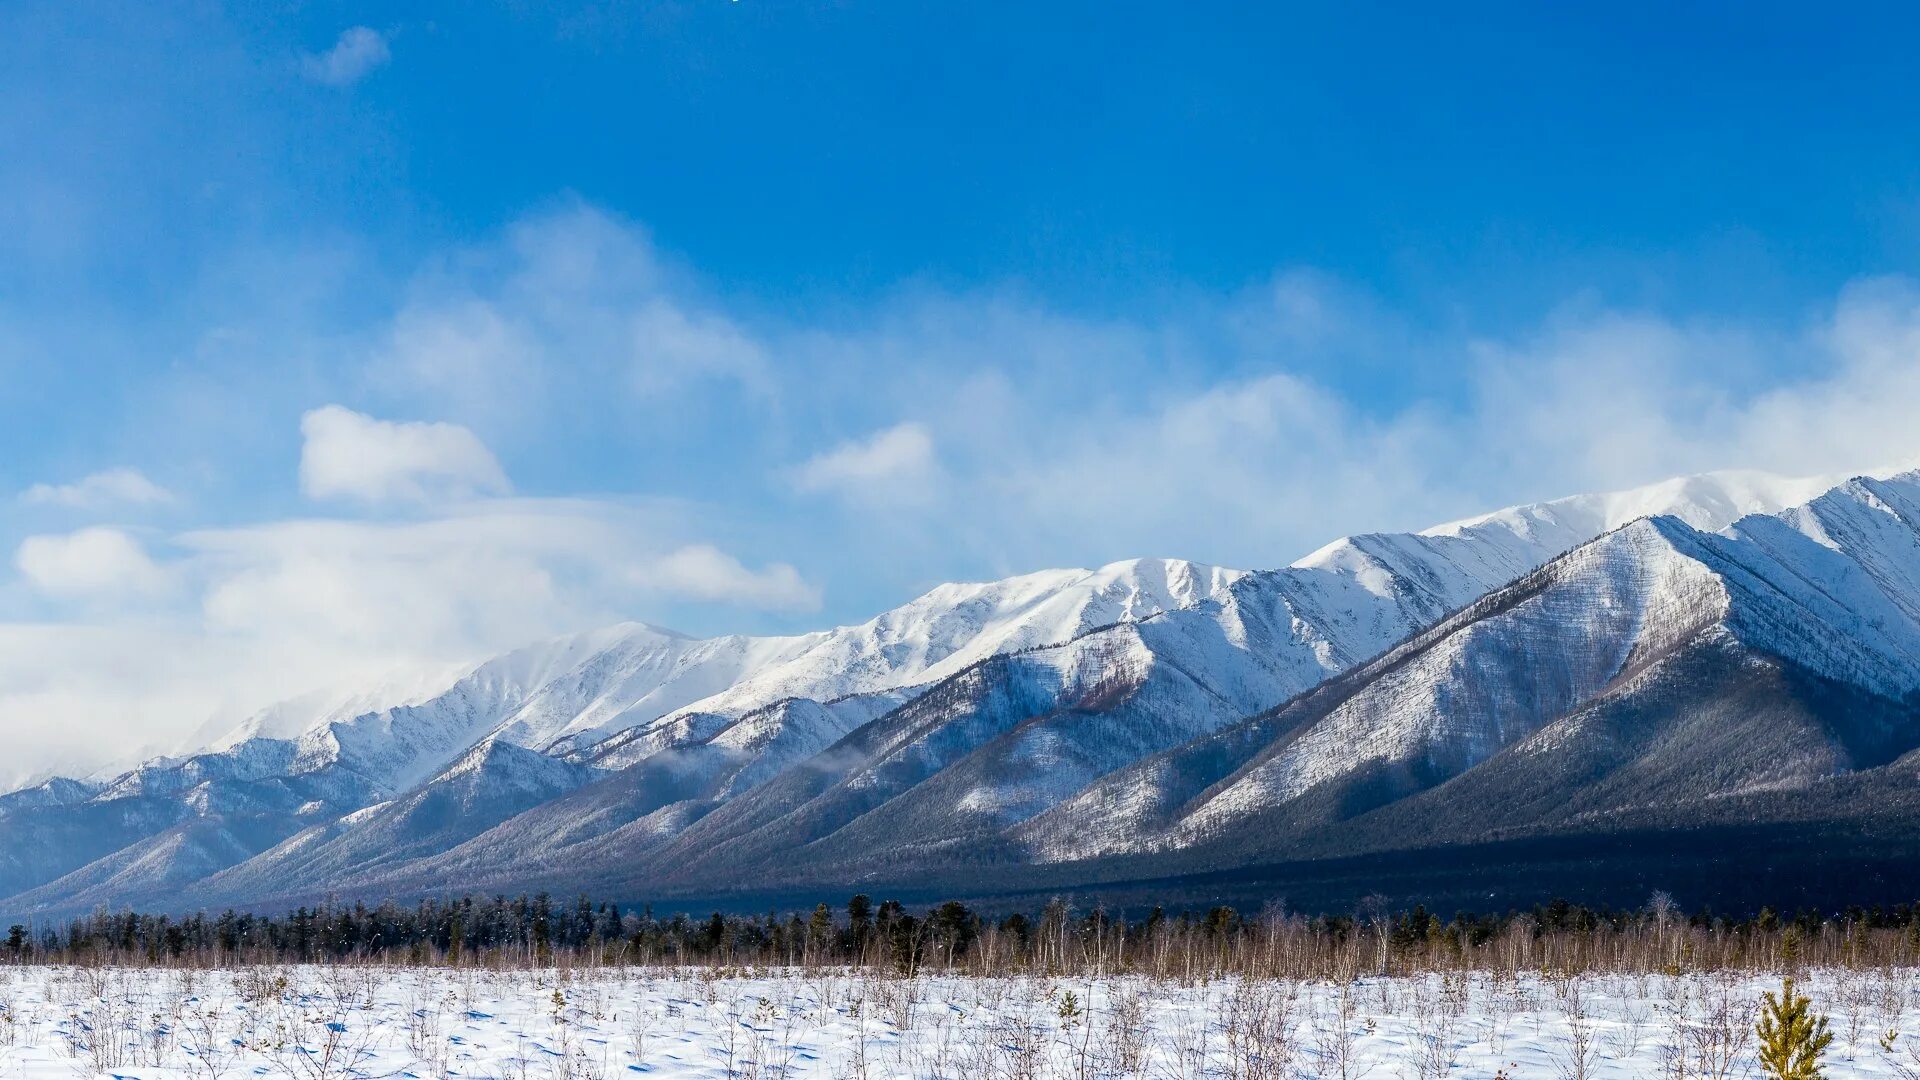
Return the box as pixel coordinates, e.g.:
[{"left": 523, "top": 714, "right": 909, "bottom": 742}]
[
  {"left": 263, "top": 981, "right": 378, "bottom": 1080},
  {"left": 180, "top": 990, "right": 244, "bottom": 1080},
  {"left": 1221, "top": 978, "right": 1298, "bottom": 1080},
  {"left": 1549, "top": 974, "right": 1594, "bottom": 1080},
  {"left": 1688, "top": 972, "right": 1755, "bottom": 1080},
  {"left": 1405, "top": 976, "right": 1461, "bottom": 1080},
  {"left": 1094, "top": 982, "right": 1152, "bottom": 1080},
  {"left": 1307, "top": 978, "right": 1371, "bottom": 1080}
]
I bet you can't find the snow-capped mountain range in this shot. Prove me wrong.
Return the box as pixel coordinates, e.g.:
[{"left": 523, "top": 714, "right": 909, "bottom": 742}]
[{"left": 8, "top": 465, "right": 1920, "bottom": 917}]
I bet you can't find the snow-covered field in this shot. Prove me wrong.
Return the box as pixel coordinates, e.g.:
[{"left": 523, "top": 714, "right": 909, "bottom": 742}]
[{"left": 0, "top": 965, "right": 1916, "bottom": 1079}]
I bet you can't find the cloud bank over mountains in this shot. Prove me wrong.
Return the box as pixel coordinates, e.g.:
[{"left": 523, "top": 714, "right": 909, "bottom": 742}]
[
  {"left": 7, "top": 204, "right": 1920, "bottom": 785},
  {"left": 3, "top": 396, "right": 815, "bottom": 784}
]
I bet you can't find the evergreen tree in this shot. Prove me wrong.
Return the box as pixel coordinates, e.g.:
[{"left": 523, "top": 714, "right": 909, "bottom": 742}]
[
  {"left": 928, "top": 901, "right": 975, "bottom": 965},
  {"left": 807, "top": 903, "right": 834, "bottom": 954},
  {"left": 447, "top": 914, "right": 464, "bottom": 966},
  {"left": 846, "top": 894, "right": 873, "bottom": 954},
  {"left": 531, "top": 893, "right": 553, "bottom": 962},
  {"left": 1756, "top": 976, "right": 1832, "bottom": 1080}
]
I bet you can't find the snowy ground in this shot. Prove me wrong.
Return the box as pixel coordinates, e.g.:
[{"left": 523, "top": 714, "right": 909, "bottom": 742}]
[{"left": 0, "top": 965, "right": 1917, "bottom": 1079}]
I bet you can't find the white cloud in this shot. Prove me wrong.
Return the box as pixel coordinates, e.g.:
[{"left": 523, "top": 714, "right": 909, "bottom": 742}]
[
  {"left": 301, "top": 27, "right": 390, "bottom": 87},
  {"left": 949, "top": 372, "right": 1454, "bottom": 568},
  {"left": 0, "top": 622, "right": 233, "bottom": 782},
  {"left": 21, "top": 467, "right": 172, "bottom": 510},
  {"left": 372, "top": 205, "right": 767, "bottom": 430},
  {"left": 630, "top": 299, "right": 768, "bottom": 397},
  {"left": 0, "top": 498, "right": 824, "bottom": 786},
  {"left": 642, "top": 545, "right": 819, "bottom": 611},
  {"left": 360, "top": 207, "right": 1920, "bottom": 583},
  {"left": 382, "top": 299, "right": 544, "bottom": 427},
  {"left": 18, "top": 202, "right": 1920, "bottom": 788},
  {"left": 755, "top": 272, "right": 1920, "bottom": 580},
  {"left": 179, "top": 507, "right": 821, "bottom": 648},
  {"left": 299, "top": 405, "right": 512, "bottom": 503},
  {"left": 1458, "top": 282, "right": 1920, "bottom": 498},
  {"left": 180, "top": 501, "right": 796, "bottom": 650},
  {"left": 15, "top": 527, "right": 168, "bottom": 597},
  {"left": 791, "top": 423, "right": 940, "bottom": 502}
]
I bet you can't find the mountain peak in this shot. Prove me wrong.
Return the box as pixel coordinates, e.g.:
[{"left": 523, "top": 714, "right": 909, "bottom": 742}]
[
  {"left": 15, "top": 464, "right": 1920, "bottom": 917},
  {"left": 1417, "top": 468, "right": 1847, "bottom": 544}
]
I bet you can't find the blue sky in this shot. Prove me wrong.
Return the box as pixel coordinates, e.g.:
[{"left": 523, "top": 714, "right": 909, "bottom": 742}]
[{"left": 10, "top": 1, "right": 1920, "bottom": 773}]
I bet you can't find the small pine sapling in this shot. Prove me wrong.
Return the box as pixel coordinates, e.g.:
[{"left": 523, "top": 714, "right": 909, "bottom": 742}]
[{"left": 1757, "top": 976, "right": 1833, "bottom": 1080}]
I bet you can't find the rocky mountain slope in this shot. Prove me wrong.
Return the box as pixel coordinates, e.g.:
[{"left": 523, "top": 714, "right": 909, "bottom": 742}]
[
  {"left": 1014, "top": 472, "right": 1920, "bottom": 886},
  {"left": 3, "top": 468, "right": 1891, "bottom": 917}
]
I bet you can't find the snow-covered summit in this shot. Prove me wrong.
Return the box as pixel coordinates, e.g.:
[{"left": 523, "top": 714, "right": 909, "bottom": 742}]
[
  {"left": 171, "top": 557, "right": 1245, "bottom": 792},
  {"left": 1290, "top": 468, "right": 1850, "bottom": 609},
  {"left": 1419, "top": 467, "right": 1846, "bottom": 544},
  {"left": 166, "top": 471, "right": 1861, "bottom": 779},
  {"left": 11, "top": 465, "right": 1920, "bottom": 917},
  {"left": 198, "top": 662, "right": 477, "bottom": 753},
  {"left": 1021, "top": 469, "right": 1920, "bottom": 868}
]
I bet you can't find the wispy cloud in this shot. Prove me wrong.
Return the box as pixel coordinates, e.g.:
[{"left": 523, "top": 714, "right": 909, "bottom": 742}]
[
  {"left": 372, "top": 204, "right": 769, "bottom": 432},
  {"left": 339, "top": 206, "right": 1920, "bottom": 575},
  {"left": 2, "top": 492, "right": 822, "bottom": 784},
  {"left": 791, "top": 422, "right": 939, "bottom": 504},
  {"left": 301, "top": 27, "right": 391, "bottom": 87},
  {"left": 21, "top": 467, "right": 173, "bottom": 510},
  {"left": 630, "top": 299, "right": 769, "bottom": 399},
  {"left": 13, "top": 205, "right": 1920, "bottom": 786}
]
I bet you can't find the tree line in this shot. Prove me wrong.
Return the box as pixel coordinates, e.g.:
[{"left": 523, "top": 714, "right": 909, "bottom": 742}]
[{"left": 13, "top": 892, "right": 1920, "bottom": 976}]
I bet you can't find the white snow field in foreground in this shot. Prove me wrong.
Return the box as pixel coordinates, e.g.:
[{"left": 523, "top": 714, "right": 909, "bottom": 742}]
[{"left": 1, "top": 967, "right": 1919, "bottom": 1079}]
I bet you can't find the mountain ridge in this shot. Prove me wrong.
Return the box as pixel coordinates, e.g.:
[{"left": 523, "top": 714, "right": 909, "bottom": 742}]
[{"left": 4, "top": 467, "right": 1900, "bottom": 918}]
